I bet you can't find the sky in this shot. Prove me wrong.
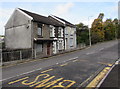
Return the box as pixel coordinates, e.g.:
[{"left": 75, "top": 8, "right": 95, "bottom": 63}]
[{"left": 0, "top": 0, "right": 119, "bottom": 35}]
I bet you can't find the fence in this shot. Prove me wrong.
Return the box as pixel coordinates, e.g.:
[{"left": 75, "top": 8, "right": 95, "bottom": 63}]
[
  {"left": 2, "top": 49, "right": 33, "bottom": 62},
  {"left": 1, "top": 43, "right": 87, "bottom": 63}
]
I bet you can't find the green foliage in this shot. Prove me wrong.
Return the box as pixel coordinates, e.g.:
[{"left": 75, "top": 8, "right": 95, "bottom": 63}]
[
  {"left": 91, "top": 18, "right": 104, "bottom": 44},
  {"left": 76, "top": 16, "right": 119, "bottom": 46},
  {"left": 103, "top": 19, "right": 116, "bottom": 40},
  {"left": 76, "top": 23, "right": 89, "bottom": 45},
  {"left": 118, "top": 24, "right": 120, "bottom": 38},
  {"left": 91, "top": 15, "right": 119, "bottom": 44}
]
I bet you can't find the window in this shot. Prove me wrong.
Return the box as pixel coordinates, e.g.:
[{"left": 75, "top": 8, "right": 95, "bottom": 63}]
[
  {"left": 37, "top": 24, "right": 42, "bottom": 36},
  {"left": 36, "top": 44, "right": 43, "bottom": 53},
  {"left": 38, "top": 27, "right": 42, "bottom": 35},
  {"left": 70, "top": 38, "right": 73, "bottom": 47},
  {"left": 58, "top": 39, "right": 64, "bottom": 50},
  {"left": 58, "top": 27, "right": 63, "bottom": 37},
  {"left": 50, "top": 25, "right": 55, "bottom": 37}
]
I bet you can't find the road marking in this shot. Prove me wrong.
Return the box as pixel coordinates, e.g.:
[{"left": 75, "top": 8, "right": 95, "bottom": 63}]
[
  {"left": 68, "top": 57, "right": 78, "bottom": 61},
  {"left": 86, "top": 67, "right": 111, "bottom": 88},
  {"left": 86, "top": 51, "right": 95, "bottom": 55},
  {"left": 56, "top": 63, "right": 59, "bottom": 64},
  {"left": 79, "top": 75, "right": 93, "bottom": 87},
  {"left": 60, "top": 63, "right": 68, "bottom": 67},
  {"left": 2, "top": 48, "right": 80, "bottom": 69},
  {"left": 0, "top": 57, "right": 78, "bottom": 82},
  {"left": 98, "top": 62, "right": 112, "bottom": 66},
  {"left": 0, "top": 67, "right": 42, "bottom": 82},
  {"left": 99, "top": 48, "right": 104, "bottom": 51},
  {"left": 63, "top": 61, "right": 66, "bottom": 62},
  {"left": 41, "top": 69, "right": 53, "bottom": 73},
  {"left": 73, "top": 59, "right": 78, "bottom": 62},
  {"left": 35, "top": 77, "right": 64, "bottom": 88},
  {"left": 22, "top": 74, "right": 50, "bottom": 86},
  {"left": 97, "top": 60, "right": 118, "bottom": 87},
  {"left": 8, "top": 77, "right": 29, "bottom": 85}
]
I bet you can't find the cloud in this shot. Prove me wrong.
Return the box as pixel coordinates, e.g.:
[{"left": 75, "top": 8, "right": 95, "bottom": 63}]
[
  {"left": 0, "top": 8, "right": 14, "bottom": 35},
  {"left": 54, "top": 2, "right": 74, "bottom": 16}
]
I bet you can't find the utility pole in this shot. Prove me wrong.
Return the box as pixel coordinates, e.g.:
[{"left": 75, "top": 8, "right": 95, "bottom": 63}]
[{"left": 88, "top": 16, "right": 93, "bottom": 47}]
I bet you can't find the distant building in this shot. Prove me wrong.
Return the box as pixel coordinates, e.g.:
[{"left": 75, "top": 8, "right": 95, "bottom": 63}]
[
  {"left": 5, "top": 8, "right": 76, "bottom": 58},
  {"left": 49, "top": 15, "right": 76, "bottom": 50}
]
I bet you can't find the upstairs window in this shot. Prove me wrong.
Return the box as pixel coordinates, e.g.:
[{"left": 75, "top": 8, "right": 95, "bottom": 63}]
[
  {"left": 50, "top": 25, "right": 55, "bottom": 37},
  {"left": 58, "top": 27, "right": 63, "bottom": 37},
  {"left": 37, "top": 24, "right": 42, "bottom": 36}
]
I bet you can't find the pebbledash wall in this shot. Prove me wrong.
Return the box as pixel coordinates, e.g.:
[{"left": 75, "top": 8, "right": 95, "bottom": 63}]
[{"left": 5, "top": 8, "right": 33, "bottom": 49}]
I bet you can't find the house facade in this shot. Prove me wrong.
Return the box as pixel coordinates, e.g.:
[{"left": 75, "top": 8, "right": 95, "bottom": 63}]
[
  {"left": 5, "top": 8, "right": 65, "bottom": 58},
  {"left": 49, "top": 15, "right": 77, "bottom": 50},
  {"left": 5, "top": 8, "right": 76, "bottom": 59}
]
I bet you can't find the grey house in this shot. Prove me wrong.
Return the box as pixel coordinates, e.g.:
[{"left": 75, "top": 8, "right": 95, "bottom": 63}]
[
  {"left": 49, "top": 15, "right": 77, "bottom": 50},
  {"left": 5, "top": 8, "right": 64, "bottom": 58}
]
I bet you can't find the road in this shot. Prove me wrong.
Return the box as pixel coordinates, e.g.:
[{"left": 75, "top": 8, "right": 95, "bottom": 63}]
[{"left": 1, "top": 40, "right": 119, "bottom": 88}]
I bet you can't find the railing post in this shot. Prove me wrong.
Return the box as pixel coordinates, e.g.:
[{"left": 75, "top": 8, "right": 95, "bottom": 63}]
[
  {"left": 34, "top": 49, "right": 36, "bottom": 59},
  {"left": 20, "top": 51, "right": 22, "bottom": 60}
]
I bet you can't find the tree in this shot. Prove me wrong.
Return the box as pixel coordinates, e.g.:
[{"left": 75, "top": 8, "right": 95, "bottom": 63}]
[
  {"left": 103, "top": 19, "right": 116, "bottom": 40},
  {"left": 118, "top": 23, "right": 120, "bottom": 38},
  {"left": 113, "top": 18, "right": 119, "bottom": 39},
  {"left": 76, "top": 23, "right": 89, "bottom": 45},
  {"left": 91, "top": 18, "right": 104, "bottom": 44}
]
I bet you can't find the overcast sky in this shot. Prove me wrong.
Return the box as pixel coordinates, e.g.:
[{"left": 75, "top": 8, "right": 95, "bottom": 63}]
[{"left": 0, "top": 0, "right": 119, "bottom": 35}]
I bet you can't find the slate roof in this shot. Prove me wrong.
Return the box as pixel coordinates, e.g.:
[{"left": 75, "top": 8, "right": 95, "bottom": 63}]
[
  {"left": 50, "top": 15, "right": 75, "bottom": 27},
  {"left": 19, "top": 8, "right": 64, "bottom": 27}
]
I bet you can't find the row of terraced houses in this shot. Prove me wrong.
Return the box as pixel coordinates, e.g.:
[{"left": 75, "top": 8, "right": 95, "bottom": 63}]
[{"left": 4, "top": 8, "right": 76, "bottom": 58}]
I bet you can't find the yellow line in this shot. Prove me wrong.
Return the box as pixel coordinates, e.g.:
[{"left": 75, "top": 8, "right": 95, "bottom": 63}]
[
  {"left": 73, "top": 60, "right": 78, "bottom": 62},
  {"left": 8, "top": 77, "right": 29, "bottom": 85},
  {"left": 86, "top": 67, "right": 111, "bottom": 88},
  {"left": 41, "top": 69, "right": 53, "bottom": 73},
  {"left": 98, "top": 62, "right": 112, "bottom": 66},
  {"left": 60, "top": 63, "right": 68, "bottom": 67}
]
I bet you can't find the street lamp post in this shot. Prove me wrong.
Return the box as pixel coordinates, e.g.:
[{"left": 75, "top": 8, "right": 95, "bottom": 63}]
[{"left": 88, "top": 16, "right": 93, "bottom": 47}]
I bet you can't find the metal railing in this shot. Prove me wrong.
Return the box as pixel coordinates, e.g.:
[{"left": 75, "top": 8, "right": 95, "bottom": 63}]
[
  {"left": 1, "top": 43, "right": 87, "bottom": 63},
  {"left": 2, "top": 49, "right": 32, "bottom": 62}
]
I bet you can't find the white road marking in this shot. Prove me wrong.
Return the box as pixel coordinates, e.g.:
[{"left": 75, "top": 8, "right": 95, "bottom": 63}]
[
  {"left": 1, "top": 57, "right": 79, "bottom": 82},
  {"left": 0, "top": 68, "right": 42, "bottom": 82},
  {"left": 63, "top": 61, "right": 66, "bottom": 62},
  {"left": 68, "top": 57, "right": 78, "bottom": 61},
  {"left": 96, "top": 60, "right": 117, "bottom": 88},
  {"left": 56, "top": 63, "right": 59, "bottom": 64},
  {"left": 99, "top": 48, "right": 104, "bottom": 51},
  {"left": 86, "top": 51, "right": 95, "bottom": 55}
]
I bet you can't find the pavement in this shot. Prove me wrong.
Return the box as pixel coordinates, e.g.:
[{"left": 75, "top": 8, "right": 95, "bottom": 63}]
[
  {"left": 98, "top": 61, "right": 120, "bottom": 89},
  {"left": 1, "top": 40, "right": 119, "bottom": 89}
]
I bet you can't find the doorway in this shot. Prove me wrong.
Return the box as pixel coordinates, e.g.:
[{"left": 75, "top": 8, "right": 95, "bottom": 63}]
[{"left": 47, "top": 43, "right": 51, "bottom": 56}]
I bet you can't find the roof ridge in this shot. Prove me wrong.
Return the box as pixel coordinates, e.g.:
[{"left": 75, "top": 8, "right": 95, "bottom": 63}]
[
  {"left": 50, "top": 15, "right": 75, "bottom": 27},
  {"left": 18, "top": 8, "right": 48, "bottom": 18},
  {"left": 17, "top": 8, "right": 65, "bottom": 27}
]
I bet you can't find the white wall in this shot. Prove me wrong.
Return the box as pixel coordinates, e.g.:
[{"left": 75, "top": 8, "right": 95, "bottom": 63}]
[
  {"left": 5, "top": 9, "right": 32, "bottom": 49},
  {"left": 65, "top": 26, "right": 76, "bottom": 50}
]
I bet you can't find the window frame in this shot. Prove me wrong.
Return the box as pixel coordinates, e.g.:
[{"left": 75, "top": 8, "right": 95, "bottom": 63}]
[{"left": 37, "top": 24, "right": 42, "bottom": 36}]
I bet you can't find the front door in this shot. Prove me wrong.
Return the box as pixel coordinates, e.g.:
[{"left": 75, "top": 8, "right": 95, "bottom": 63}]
[{"left": 47, "top": 43, "right": 50, "bottom": 56}]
